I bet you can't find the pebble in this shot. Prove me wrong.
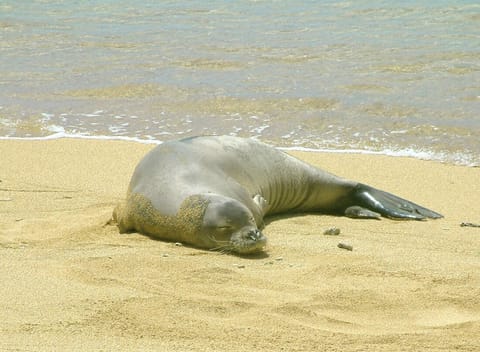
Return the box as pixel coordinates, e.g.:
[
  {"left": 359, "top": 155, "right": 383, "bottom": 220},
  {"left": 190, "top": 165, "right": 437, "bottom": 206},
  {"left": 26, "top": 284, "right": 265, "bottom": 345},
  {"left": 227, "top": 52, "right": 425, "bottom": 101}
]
[
  {"left": 338, "top": 242, "right": 353, "bottom": 251},
  {"left": 323, "top": 227, "right": 340, "bottom": 236},
  {"left": 460, "top": 222, "right": 480, "bottom": 228}
]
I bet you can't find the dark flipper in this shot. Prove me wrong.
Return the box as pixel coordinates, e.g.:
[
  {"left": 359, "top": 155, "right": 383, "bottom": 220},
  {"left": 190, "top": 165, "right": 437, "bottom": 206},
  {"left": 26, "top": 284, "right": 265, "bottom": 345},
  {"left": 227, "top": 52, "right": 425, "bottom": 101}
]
[{"left": 347, "top": 183, "right": 443, "bottom": 220}]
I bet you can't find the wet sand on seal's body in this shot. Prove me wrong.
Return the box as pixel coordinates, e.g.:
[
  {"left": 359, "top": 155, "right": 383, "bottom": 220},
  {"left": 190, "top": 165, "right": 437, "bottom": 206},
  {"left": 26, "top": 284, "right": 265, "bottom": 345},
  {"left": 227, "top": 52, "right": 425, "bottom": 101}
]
[{"left": 0, "top": 139, "right": 479, "bottom": 351}]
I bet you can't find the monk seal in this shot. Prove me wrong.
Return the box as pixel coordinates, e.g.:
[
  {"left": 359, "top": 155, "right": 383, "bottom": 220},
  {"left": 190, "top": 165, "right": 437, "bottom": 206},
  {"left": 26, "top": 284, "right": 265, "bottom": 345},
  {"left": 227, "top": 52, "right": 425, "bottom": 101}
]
[{"left": 113, "top": 135, "right": 442, "bottom": 254}]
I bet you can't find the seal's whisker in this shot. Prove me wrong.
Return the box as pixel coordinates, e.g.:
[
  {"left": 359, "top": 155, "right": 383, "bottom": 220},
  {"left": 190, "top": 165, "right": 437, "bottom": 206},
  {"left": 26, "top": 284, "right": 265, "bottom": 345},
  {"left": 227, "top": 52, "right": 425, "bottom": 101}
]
[
  {"left": 208, "top": 234, "right": 231, "bottom": 245},
  {"left": 209, "top": 244, "right": 232, "bottom": 252},
  {"left": 219, "top": 247, "right": 233, "bottom": 254}
]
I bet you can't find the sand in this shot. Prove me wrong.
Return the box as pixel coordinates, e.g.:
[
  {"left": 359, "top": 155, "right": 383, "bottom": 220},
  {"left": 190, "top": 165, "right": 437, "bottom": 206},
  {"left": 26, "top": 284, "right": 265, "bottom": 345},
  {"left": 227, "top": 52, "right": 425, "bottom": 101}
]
[{"left": 0, "top": 138, "right": 479, "bottom": 351}]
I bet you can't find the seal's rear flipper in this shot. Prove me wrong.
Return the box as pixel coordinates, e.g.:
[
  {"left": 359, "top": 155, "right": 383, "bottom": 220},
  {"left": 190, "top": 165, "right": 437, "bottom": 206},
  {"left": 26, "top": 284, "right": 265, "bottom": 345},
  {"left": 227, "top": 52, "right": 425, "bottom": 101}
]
[{"left": 349, "top": 183, "right": 443, "bottom": 220}]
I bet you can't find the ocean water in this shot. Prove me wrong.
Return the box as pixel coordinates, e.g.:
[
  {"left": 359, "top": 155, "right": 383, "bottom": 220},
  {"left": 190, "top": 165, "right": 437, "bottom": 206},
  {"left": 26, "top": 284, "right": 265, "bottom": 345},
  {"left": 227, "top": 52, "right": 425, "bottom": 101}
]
[{"left": 1, "top": 0, "right": 479, "bottom": 165}]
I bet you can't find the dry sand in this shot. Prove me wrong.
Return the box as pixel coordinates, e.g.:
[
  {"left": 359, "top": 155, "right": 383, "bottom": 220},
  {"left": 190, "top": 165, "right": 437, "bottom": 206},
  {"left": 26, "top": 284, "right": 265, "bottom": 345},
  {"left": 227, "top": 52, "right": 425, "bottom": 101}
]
[{"left": 0, "top": 138, "right": 479, "bottom": 351}]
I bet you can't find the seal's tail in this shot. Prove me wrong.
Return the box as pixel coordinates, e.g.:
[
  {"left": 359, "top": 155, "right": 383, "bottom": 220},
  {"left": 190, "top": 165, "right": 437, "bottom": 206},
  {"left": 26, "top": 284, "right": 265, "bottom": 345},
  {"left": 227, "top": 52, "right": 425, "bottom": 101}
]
[{"left": 349, "top": 183, "right": 443, "bottom": 220}]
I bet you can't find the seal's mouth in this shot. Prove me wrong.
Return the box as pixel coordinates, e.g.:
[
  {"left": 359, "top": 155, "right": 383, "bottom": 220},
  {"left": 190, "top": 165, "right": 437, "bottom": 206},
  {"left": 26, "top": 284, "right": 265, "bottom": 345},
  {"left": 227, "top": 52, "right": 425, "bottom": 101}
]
[{"left": 230, "top": 229, "right": 267, "bottom": 254}]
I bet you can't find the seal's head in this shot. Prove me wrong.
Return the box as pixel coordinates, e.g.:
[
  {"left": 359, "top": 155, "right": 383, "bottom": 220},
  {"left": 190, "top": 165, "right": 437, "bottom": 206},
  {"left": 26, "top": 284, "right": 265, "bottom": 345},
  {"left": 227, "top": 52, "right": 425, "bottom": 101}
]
[{"left": 198, "top": 194, "right": 267, "bottom": 254}]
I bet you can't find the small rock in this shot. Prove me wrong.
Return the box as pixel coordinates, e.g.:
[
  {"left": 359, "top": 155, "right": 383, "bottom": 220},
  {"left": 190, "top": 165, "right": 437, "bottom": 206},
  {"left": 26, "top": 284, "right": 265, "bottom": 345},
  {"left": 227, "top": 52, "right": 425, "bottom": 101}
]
[
  {"left": 162, "top": 253, "right": 169, "bottom": 257},
  {"left": 323, "top": 227, "right": 340, "bottom": 236},
  {"left": 460, "top": 222, "right": 480, "bottom": 228},
  {"left": 338, "top": 242, "right": 353, "bottom": 251},
  {"left": 174, "top": 242, "right": 183, "bottom": 246},
  {"left": 275, "top": 257, "right": 283, "bottom": 261}
]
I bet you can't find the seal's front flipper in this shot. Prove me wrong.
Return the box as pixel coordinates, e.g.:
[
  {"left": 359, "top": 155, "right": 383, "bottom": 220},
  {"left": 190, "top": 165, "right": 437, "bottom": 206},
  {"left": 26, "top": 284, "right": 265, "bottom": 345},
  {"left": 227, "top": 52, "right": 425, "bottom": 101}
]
[
  {"left": 349, "top": 183, "right": 443, "bottom": 220},
  {"left": 250, "top": 194, "right": 269, "bottom": 229},
  {"left": 253, "top": 194, "right": 269, "bottom": 215}
]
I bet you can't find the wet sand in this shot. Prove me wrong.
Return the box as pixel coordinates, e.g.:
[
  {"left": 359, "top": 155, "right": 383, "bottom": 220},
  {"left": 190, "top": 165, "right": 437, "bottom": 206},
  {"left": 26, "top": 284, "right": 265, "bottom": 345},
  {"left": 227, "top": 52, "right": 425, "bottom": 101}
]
[{"left": 0, "top": 138, "right": 479, "bottom": 351}]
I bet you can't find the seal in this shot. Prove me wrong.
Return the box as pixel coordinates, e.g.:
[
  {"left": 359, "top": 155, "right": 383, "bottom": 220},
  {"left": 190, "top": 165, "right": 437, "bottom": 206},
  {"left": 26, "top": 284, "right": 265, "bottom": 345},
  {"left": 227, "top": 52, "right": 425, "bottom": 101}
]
[{"left": 113, "top": 135, "right": 442, "bottom": 254}]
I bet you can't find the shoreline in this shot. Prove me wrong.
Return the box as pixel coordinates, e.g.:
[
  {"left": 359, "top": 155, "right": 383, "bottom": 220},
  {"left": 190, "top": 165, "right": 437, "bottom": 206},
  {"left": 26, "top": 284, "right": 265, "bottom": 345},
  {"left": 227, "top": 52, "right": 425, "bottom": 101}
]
[
  {"left": 1, "top": 133, "right": 478, "bottom": 167},
  {"left": 0, "top": 138, "right": 479, "bottom": 351}
]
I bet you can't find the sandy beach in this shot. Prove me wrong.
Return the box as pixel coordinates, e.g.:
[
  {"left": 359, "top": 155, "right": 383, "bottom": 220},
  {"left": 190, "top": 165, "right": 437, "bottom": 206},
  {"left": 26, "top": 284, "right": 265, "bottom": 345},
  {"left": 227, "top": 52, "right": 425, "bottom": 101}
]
[{"left": 0, "top": 138, "right": 479, "bottom": 351}]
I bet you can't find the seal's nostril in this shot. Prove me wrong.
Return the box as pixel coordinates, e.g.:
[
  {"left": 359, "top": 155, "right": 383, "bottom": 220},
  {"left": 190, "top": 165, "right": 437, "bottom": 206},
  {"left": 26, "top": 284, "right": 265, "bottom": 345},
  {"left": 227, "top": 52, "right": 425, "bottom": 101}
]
[{"left": 248, "top": 229, "right": 259, "bottom": 241}]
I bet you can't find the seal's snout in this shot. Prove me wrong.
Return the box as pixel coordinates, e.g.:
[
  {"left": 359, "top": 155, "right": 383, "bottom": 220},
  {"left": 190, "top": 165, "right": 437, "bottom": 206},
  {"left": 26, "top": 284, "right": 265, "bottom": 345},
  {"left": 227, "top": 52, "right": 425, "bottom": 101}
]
[
  {"left": 248, "top": 229, "right": 262, "bottom": 241},
  {"left": 230, "top": 227, "right": 267, "bottom": 254}
]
